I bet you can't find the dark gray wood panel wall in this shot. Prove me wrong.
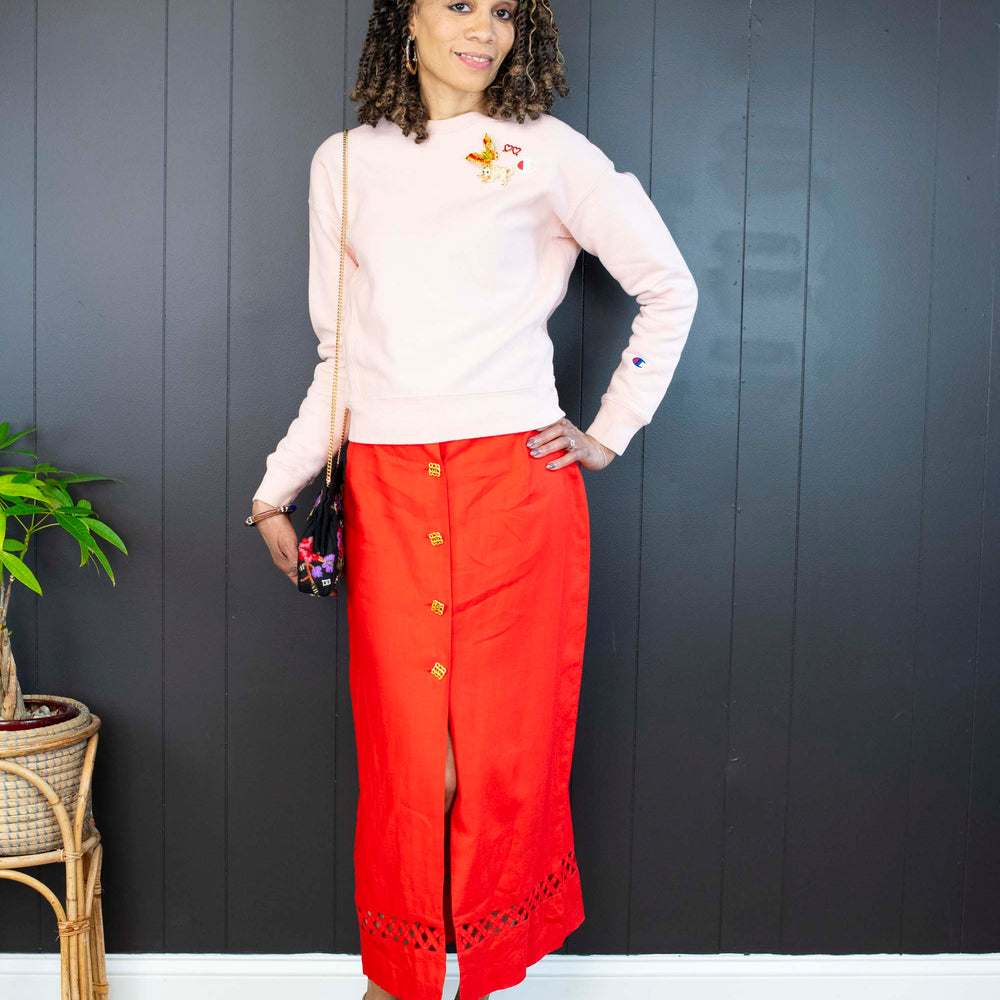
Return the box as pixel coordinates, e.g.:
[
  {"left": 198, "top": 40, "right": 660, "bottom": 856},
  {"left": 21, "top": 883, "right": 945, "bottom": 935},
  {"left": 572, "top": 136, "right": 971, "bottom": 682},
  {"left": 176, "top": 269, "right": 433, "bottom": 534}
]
[{"left": 1, "top": 0, "right": 997, "bottom": 957}]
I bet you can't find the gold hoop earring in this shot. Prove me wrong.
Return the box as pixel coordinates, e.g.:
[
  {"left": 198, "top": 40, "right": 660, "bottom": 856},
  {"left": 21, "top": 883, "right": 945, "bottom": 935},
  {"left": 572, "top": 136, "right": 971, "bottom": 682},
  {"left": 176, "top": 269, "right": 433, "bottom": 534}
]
[{"left": 405, "top": 35, "right": 418, "bottom": 75}]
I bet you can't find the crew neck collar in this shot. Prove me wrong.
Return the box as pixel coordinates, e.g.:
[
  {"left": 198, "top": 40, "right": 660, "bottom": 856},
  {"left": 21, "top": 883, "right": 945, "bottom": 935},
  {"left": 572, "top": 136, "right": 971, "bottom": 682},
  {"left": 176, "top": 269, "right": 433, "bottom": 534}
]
[{"left": 424, "top": 109, "right": 494, "bottom": 135}]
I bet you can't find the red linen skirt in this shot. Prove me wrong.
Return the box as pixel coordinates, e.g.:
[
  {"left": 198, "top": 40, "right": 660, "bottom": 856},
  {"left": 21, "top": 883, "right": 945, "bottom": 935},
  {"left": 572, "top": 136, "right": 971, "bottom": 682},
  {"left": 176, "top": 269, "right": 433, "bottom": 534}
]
[{"left": 343, "top": 428, "right": 590, "bottom": 1000}]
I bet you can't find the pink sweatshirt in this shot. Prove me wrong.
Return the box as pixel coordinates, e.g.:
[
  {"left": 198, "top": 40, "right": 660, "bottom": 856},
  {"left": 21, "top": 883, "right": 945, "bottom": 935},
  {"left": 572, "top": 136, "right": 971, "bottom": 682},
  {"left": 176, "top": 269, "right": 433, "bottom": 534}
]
[{"left": 253, "top": 109, "right": 698, "bottom": 508}]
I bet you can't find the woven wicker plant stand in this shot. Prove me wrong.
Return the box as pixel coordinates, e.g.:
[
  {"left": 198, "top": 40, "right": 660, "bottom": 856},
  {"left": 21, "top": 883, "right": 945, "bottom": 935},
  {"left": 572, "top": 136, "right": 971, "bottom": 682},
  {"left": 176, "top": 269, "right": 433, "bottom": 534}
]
[{"left": 0, "top": 695, "right": 109, "bottom": 999}]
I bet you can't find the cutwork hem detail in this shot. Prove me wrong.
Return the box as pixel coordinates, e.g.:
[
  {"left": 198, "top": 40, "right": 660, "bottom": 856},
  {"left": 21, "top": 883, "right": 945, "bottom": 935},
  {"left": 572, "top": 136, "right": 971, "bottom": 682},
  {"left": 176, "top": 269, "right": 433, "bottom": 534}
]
[
  {"left": 353, "top": 847, "right": 579, "bottom": 957},
  {"left": 356, "top": 906, "right": 445, "bottom": 951},
  {"left": 457, "top": 848, "right": 579, "bottom": 951}
]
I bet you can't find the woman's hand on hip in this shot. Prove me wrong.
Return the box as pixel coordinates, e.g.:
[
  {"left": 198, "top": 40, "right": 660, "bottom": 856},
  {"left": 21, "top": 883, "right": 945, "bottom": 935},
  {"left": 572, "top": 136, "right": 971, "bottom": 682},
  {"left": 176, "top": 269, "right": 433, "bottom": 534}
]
[
  {"left": 526, "top": 417, "right": 616, "bottom": 472},
  {"left": 252, "top": 498, "right": 300, "bottom": 585}
]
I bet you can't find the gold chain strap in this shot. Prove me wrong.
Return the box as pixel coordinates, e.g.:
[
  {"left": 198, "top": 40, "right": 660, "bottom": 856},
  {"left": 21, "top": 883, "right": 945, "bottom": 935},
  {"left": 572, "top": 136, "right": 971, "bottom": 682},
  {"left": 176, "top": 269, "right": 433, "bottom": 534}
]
[{"left": 325, "top": 128, "right": 350, "bottom": 487}]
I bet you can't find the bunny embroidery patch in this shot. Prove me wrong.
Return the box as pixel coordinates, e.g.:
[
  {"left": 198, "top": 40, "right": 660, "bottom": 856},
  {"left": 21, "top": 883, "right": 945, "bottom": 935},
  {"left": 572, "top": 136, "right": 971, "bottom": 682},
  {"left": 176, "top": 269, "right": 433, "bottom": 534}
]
[{"left": 465, "top": 133, "right": 536, "bottom": 186}]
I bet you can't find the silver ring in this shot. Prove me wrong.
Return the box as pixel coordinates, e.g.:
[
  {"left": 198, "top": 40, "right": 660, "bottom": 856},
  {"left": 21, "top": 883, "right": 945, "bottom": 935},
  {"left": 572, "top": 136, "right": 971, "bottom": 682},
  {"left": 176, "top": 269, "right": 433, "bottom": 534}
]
[{"left": 567, "top": 436, "right": 576, "bottom": 450}]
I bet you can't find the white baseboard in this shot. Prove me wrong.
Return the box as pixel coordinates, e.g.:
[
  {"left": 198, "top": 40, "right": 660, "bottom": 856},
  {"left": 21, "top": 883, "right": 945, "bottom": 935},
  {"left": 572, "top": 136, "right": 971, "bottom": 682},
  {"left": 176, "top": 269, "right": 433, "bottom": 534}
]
[{"left": 2, "top": 952, "right": 999, "bottom": 999}]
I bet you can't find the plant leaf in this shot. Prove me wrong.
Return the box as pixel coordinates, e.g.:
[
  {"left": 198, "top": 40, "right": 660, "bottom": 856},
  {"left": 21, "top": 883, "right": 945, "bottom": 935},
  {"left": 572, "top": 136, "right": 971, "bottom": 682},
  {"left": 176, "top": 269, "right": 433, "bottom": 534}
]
[
  {"left": 0, "top": 551, "right": 42, "bottom": 595},
  {"left": 84, "top": 517, "right": 128, "bottom": 554},
  {"left": 0, "top": 479, "right": 48, "bottom": 502},
  {"left": 41, "top": 480, "right": 74, "bottom": 507},
  {"left": 2, "top": 539, "right": 25, "bottom": 552},
  {"left": 0, "top": 501, "right": 42, "bottom": 516},
  {"left": 59, "top": 473, "right": 125, "bottom": 485},
  {"left": 82, "top": 531, "right": 115, "bottom": 583},
  {"left": 53, "top": 512, "right": 97, "bottom": 570},
  {"left": 0, "top": 425, "right": 37, "bottom": 449},
  {"left": 53, "top": 512, "right": 91, "bottom": 547}
]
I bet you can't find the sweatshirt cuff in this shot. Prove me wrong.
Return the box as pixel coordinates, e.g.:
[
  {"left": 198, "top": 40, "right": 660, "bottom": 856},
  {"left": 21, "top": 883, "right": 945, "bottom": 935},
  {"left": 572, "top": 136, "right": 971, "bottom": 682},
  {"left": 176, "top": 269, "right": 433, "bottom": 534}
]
[
  {"left": 584, "top": 397, "right": 649, "bottom": 456},
  {"left": 252, "top": 466, "right": 306, "bottom": 510}
]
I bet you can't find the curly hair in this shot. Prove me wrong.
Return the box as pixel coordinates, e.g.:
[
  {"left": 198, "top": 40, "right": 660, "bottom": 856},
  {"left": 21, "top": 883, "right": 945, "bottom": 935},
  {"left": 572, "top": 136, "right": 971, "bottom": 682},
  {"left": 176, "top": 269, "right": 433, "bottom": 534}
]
[{"left": 349, "top": 0, "right": 570, "bottom": 143}]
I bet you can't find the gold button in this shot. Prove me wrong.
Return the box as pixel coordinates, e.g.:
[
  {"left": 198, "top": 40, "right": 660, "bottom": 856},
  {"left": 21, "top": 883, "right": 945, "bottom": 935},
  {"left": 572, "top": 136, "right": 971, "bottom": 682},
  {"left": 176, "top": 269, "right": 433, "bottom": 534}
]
[
  {"left": 428, "top": 462, "right": 441, "bottom": 477},
  {"left": 430, "top": 662, "right": 447, "bottom": 680},
  {"left": 428, "top": 531, "right": 444, "bottom": 546},
  {"left": 431, "top": 599, "right": 445, "bottom": 615}
]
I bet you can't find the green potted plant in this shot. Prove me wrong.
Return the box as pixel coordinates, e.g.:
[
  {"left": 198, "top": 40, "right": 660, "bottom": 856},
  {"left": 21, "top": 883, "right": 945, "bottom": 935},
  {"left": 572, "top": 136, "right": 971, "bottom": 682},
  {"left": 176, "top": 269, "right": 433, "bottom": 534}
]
[{"left": 0, "top": 421, "right": 127, "bottom": 856}]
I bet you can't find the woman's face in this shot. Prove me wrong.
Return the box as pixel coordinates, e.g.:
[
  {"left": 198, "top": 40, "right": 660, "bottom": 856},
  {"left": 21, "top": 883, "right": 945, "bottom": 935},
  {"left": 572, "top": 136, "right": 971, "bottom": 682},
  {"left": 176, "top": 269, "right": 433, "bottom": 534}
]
[{"left": 408, "top": 1, "right": 518, "bottom": 105}]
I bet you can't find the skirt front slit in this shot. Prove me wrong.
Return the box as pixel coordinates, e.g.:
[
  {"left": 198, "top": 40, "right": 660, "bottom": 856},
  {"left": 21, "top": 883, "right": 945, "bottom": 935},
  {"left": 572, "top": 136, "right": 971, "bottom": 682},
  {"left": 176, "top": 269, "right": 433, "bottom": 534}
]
[{"left": 344, "top": 428, "right": 590, "bottom": 1000}]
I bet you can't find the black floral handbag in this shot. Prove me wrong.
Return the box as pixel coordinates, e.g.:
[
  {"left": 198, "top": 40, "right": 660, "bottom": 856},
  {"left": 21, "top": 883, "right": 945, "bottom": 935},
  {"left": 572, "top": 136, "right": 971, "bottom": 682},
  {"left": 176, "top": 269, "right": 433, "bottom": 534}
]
[
  {"left": 297, "top": 409, "right": 348, "bottom": 596},
  {"left": 297, "top": 129, "right": 350, "bottom": 597}
]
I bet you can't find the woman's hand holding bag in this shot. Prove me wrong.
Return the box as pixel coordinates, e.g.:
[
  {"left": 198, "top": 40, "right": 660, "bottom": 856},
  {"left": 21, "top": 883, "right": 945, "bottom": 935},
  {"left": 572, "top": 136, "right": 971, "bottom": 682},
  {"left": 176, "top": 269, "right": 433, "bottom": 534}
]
[{"left": 252, "top": 498, "right": 301, "bottom": 585}]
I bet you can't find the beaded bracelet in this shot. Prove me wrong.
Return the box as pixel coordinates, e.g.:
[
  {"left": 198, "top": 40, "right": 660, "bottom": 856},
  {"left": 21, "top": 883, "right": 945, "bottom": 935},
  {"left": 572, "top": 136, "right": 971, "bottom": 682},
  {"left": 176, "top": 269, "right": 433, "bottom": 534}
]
[{"left": 244, "top": 503, "right": 296, "bottom": 527}]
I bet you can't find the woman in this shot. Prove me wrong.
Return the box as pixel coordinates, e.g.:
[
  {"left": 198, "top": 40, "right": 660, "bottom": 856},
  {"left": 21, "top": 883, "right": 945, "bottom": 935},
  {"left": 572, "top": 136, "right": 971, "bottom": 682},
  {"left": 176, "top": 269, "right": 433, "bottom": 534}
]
[{"left": 248, "top": 2, "right": 698, "bottom": 999}]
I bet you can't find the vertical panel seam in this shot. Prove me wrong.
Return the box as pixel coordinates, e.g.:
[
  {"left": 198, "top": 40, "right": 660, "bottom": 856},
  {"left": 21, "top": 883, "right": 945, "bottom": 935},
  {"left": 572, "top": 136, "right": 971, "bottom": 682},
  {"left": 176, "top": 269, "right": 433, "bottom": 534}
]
[
  {"left": 964, "top": 0, "right": 1000, "bottom": 952},
  {"left": 719, "top": 0, "right": 755, "bottom": 952},
  {"left": 32, "top": 0, "right": 41, "bottom": 954},
  {"left": 901, "top": 0, "right": 943, "bottom": 955},
  {"left": 780, "top": 0, "right": 819, "bottom": 951},
  {"left": 224, "top": 0, "right": 235, "bottom": 952},
  {"left": 627, "top": 0, "right": 656, "bottom": 958},
  {"left": 161, "top": 0, "right": 170, "bottom": 951}
]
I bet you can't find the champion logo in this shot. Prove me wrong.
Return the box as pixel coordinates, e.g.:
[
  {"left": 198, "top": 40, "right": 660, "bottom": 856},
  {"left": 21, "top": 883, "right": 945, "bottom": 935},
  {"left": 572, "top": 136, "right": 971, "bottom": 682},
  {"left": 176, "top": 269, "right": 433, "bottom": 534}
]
[{"left": 632, "top": 356, "right": 646, "bottom": 368}]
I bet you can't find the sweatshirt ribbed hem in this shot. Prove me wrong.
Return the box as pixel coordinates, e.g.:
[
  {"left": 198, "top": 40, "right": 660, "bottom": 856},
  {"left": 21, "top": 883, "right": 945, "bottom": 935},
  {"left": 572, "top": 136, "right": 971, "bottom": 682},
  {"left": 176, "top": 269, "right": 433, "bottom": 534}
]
[{"left": 346, "top": 386, "right": 566, "bottom": 446}]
